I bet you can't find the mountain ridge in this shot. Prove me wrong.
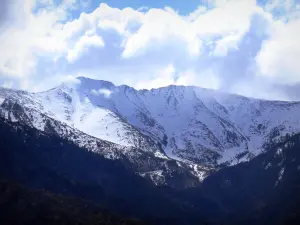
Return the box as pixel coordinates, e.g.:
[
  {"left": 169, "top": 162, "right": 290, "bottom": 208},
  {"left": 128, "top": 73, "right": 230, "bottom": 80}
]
[
  {"left": 73, "top": 76, "right": 300, "bottom": 103},
  {"left": 1, "top": 77, "right": 300, "bottom": 186}
]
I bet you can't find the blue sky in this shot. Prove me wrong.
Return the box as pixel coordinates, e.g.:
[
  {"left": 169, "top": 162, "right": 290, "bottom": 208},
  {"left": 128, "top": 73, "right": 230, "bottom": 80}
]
[
  {"left": 0, "top": 0, "right": 300, "bottom": 100},
  {"left": 70, "top": 0, "right": 298, "bottom": 20},
  {"left": 77, "top": 0, "right": 210, "bottom": 15}
]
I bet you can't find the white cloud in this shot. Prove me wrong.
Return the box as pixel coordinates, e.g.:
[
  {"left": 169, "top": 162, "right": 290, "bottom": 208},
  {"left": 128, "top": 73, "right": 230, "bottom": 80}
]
[
  {"left": 185, "top": 6, "right": 207, "bottom": 21},
  {"left": 229, "top": 78, "right": 292, "bottom": 101},
  {"left": 91, "top": 88, "right": 112, "bottom": 98},
  {"left": 62, "top": 3, "right": 143, "bottom": 38},
  {"left": 40, "top": 0, "right": 54, "bottom": 5},
  {"left": 211, "top": 32, "right": 241, "bottom": 57},
  {"left": 256, "top": 18, "right": 300, "bottom": 84},
  {"left": 62, "top": 75, "right": 82, "bottom": 85},
  {"left": 193, "top": 0, "right": 257, "bottom": 35},
  {"left": 0, "top": 0, "right": 71, "bottom": 78},
  {"left": 121, "top": 0, "right": 261, "bottom": 59},
  {"left": 122, "top": 7, "right": 202, "bottom": 58},
  {"left": 97, "top": 4, "right": 143, "bottom": 34},
  {"left": 265, "top": 0, "right": 294, "bottom": 13},
  {"left": 2, "top": 80, "right": 14, "bottom": 88},
  {"left": 135, "top": 64, "right": 176, "bottom": 89},
  {"left": 67, "top": 34, "right": 105, "bottom": 63},
  {"left": 0, "top": 1, "right": 257, "bottom": 80},
  {"left": 134, "top": 64, "right": 220, "bottom": 90},
  {"left": 1, "top": 0, "right": 300, "bottom": 101}
]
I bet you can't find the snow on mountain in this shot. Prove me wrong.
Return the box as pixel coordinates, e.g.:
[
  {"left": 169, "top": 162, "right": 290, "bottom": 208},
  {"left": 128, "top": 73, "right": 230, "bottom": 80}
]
[
  {"left": 38, "top": 77, "right": 299, "bottom": 166},
  {"left": 1, "top": 77, "right": 300, "bottom": 171},
  {"left": 37, "top": 83, "right": 160, "bottom": 153},
  {"left": 0, "top": 88, "right": 206, "bottom": 188}
]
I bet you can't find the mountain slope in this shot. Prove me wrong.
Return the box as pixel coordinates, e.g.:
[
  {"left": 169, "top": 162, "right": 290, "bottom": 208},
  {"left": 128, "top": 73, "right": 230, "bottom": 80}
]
[
  {"left": 1, "top": 103, "right": 300, "bottom": 225},
  {"left": 0, "top": 116, "right": 221, "bottom": 225},
  {"left": 1, "top": 77, "right": 300, "bottom": 168},
  {"left": 191, "top": 132, "right": 300, "bottom": 224},
  {"left": 0, "top": 99, "right": 205, "bottom": 188}
]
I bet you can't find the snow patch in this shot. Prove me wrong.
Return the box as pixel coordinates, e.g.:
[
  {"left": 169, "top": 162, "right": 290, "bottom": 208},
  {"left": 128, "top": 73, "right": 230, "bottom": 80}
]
[
  {"left": 188, "top": 164, "right": 207, "bottom": 181},
  {"left": 138, "top": 170, "right": 165, "bottom": 185},
  {"left": 154, "top": 151, "right": 169, "bottom": 159},
  {"left": 27, "top": 110, "right": 45, "bottom": 131},
  {"left": 276, "top": 147, "right": 283, "bottom": 156},
  {"left": 91, "top": 88, "right": 112, "bottom": 98},
  {"left": 0, "top": 96, "right": 5, "bottom": 105},
  {"left": 265, "top": 162, "right": 272, "bottom": 170},
  {"left": 9, "top": 112, "right": 18, "bottom": 122},
  {"left": 275, "top": 167, "right": 285, "bottom": 186}
]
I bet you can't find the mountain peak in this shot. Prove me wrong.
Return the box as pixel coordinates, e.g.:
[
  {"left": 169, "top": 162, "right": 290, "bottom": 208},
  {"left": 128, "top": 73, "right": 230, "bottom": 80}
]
[
  {"left": 2, "top": 74, "right": 300, "bottom": 181},
  {"left": 77, "top": 77, "right": 115, "bottom": 88},
  {"left": 74, "top": 77, "right": 116, "bottom": 93}
]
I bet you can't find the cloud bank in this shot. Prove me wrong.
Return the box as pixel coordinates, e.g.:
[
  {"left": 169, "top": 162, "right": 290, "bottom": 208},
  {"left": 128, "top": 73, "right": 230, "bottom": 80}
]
[{"left": 0, "top": 0, "right": 300, "bottom": 100}]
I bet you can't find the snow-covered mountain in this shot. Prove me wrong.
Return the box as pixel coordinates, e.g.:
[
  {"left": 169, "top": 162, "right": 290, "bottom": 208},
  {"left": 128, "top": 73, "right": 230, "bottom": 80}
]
[
  {"left": 0, "top": 87, "right": 206, "bottom": 188},
  {"left": 1, "top": 77, "right": 300, "bottom": 185}
]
